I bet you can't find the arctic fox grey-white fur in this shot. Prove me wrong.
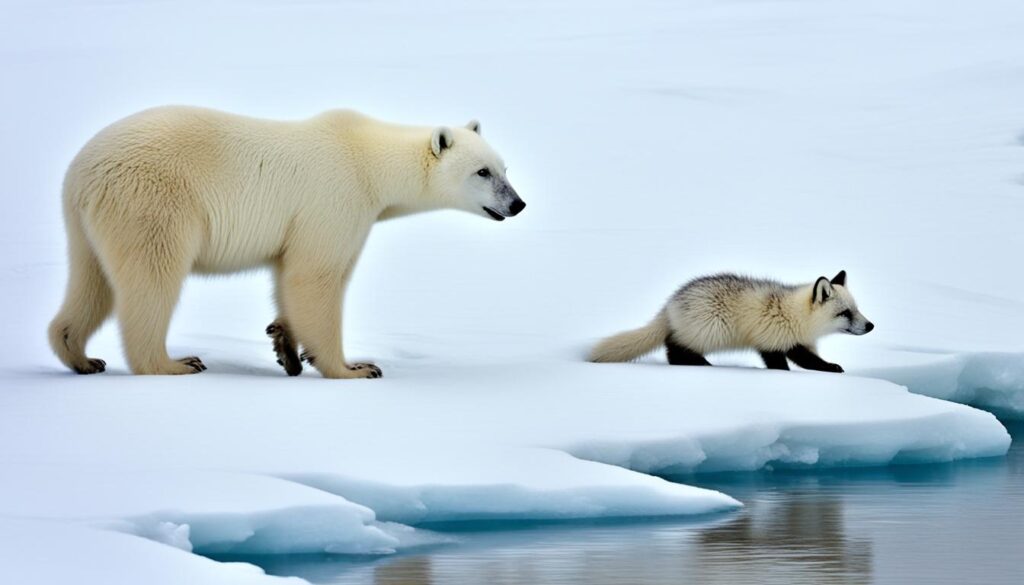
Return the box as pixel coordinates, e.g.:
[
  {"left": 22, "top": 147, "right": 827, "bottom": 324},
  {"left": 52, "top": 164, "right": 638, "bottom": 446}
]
[{"left": 589, "top": 271, "right": 873, "bottom": 372}]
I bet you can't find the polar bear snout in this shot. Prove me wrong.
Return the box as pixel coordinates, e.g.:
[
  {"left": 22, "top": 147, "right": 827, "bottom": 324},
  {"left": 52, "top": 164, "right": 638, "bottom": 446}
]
[
  {"left": 495, "top": 181, "right": 526, "bottom": 218},
  {"left": 481, "top": 181, "right": 526, "bottom": 221},
  {"left": 509, "top": 197, "right": 526, "bottom": 216}
]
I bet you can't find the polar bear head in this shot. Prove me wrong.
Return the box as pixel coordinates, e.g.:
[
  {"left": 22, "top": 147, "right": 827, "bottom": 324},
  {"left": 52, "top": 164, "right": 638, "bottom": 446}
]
[{"left": 428, "top": 121, "right": 526, "bottom": 222}]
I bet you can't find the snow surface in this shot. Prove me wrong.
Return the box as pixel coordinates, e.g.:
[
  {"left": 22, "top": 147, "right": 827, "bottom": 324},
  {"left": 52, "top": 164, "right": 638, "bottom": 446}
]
[{"left": 3, "top": 0, "right": 1024, "bottom": 582}]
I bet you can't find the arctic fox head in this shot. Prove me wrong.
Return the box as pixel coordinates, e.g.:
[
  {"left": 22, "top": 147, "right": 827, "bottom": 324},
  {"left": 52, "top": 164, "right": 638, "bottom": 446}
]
[
  {"left": 428, "top": 121, "right": 525, "bottom": 222},
  {"left": 811, "top": 270, "right": 874, "bottom": 336}
]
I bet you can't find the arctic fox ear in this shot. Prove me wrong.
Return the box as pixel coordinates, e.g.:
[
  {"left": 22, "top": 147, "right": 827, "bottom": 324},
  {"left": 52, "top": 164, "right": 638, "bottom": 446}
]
[
  {"left": 813, "top": 277, "right": 834, "bottom": 304},
  {"left": 466, "top": 119, "right": 481, "bottom": 134},
  {"left": 431, "top": 127, "right": 454, "bottom": 157},
  {"left": 830, "top": 270, "right": 847, "bottom": 286}
]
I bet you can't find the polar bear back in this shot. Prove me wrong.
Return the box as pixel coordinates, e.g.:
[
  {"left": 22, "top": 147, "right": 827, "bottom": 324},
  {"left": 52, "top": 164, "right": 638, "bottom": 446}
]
[{"left": 64, "top": 106, "right": 427, "bottom": 273}]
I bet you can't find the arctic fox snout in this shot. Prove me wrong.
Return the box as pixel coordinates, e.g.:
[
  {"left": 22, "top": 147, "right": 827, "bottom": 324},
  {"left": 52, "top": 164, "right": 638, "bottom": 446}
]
[{"left": 848, "top": 321, "right": 874, "bottom": 335}]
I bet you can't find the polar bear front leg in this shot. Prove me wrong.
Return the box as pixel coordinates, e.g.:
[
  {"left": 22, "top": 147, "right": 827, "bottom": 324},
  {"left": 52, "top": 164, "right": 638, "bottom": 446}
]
[
  {"left": 278, "top": 260, "right": 381, "bottom": 380},
  {"left": 267, "top": 262, "right": 303, "bottom": 376},
  {"left": 266, "top": 320, "right": 303, "bottom": 376}
]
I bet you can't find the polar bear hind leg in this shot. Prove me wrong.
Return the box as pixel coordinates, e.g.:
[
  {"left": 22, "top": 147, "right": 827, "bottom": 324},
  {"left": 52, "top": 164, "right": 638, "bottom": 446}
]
[
  {"left": 48, "top": 212, "right": 113, "bottom": 374},
  {"left": 91, "top": 203, "right": 206, "bottom": 375}
]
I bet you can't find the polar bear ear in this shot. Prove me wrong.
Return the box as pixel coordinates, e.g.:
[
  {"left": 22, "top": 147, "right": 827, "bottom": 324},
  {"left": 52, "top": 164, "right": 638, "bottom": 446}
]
[
  {"left": 431, "top": 127, "right": 453, "bottom": 158},
  {"left": 466, "top": 119, "right": 481, "bottom": 134}
]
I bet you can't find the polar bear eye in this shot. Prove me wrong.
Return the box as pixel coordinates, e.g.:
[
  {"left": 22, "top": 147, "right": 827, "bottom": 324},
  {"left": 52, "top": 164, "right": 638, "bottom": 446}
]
[{"left": 476, "top": 168, "right": 491, "bottom": 178}]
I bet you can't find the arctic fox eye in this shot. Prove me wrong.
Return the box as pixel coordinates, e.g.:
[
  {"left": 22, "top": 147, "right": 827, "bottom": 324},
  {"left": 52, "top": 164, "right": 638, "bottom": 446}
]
[
  {"left": 477, "top": 168, "right": 491, "bottom": 178},
  {"left": 837, "top": 309, "right": 853, "bottom": 320}
]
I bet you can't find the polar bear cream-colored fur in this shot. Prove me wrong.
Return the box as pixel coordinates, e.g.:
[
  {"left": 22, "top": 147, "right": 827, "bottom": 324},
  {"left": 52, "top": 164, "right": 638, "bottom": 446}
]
[{"left": 48, "top": 106, "right": 525, "bottom": 378}]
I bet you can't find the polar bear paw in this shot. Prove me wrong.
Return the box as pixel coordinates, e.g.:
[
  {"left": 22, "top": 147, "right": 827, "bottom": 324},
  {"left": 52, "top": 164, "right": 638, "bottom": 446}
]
[
  {"left": 348, "top": 363, "right": 383, "bottom": 378},
  {"left": 177, "top": 356, "right": 207, "bottom": 373},
  {"left": 73, "top": 358, "right": 107, "bottom": 375},
  {"left": 266, "top": 321, "right": 303, "bottom": 376},
  {"left": 299, "top": 351, "right": 382, "bottom": 379}
]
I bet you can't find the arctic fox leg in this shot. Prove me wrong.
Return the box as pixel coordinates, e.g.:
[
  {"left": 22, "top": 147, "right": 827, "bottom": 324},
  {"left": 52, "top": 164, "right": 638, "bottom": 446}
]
[
  {"left": 665, "top": 338, "right": 711, "bottom": 366},
  {"left": 759, "top": 351, "right": 790, "bottom": 370},
  {"left": 786, "top": 345, "right": 844, "bottom": 373}
]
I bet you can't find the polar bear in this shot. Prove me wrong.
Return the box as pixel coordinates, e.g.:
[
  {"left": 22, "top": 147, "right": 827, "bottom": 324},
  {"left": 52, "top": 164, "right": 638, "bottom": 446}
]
[{"left": 48, "top": 106, "right": 525, "bottom": 378}]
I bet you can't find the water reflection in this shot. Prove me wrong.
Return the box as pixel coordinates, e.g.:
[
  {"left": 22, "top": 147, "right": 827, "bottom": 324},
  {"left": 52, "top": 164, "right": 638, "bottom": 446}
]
[
  {"left": 373, "top": 556, "right": 432, "bottom": 585},
  {"left": 695, "top": 497, "right": 871, "bottom": 584},
  {"left": 292, "top": 501, "right": 873, "bottom": 585},
  {"left": 229, "top": 423, "right": 1022, "bottom": 585}
]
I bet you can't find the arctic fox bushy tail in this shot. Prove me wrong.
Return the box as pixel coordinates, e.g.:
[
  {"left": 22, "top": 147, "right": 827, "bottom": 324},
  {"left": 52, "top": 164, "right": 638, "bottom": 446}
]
[{"left": 589, "top": 310, "right": 670, "bottom": 362}]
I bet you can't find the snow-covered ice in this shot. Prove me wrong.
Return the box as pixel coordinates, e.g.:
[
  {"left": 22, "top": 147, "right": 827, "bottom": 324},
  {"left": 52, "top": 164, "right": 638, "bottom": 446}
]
[
  {"left": 0, "top": 356, "right": 1009, "bottom": 562},
  {"left": 863, "top": 352, "right": 1024, "bottom": 420},
  {"left": 0, "top": 467, "right": 411, "bottom": 555},
  {"left": 0, "top": 518, "right": 303, "bottom": 585},
  {"left": 3, "top": 0, "right": 1024, "bottom": 582}
]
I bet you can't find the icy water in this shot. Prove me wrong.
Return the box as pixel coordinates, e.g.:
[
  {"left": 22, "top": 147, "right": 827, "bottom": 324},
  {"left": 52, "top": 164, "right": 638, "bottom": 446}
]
[{"left": 236, "top": 422, "right": 1023, "bottom": 585}]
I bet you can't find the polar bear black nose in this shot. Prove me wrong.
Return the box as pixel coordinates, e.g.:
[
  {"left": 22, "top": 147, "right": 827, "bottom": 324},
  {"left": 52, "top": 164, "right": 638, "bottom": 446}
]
[{"left": 509, "top": 198, "right": 526, "bottom": 216}]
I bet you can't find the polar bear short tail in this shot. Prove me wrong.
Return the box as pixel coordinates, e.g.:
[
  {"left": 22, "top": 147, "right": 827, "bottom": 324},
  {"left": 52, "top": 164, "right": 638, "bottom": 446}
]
[{"left": 588, "top": 310, "right": 670, "bottom": 363}]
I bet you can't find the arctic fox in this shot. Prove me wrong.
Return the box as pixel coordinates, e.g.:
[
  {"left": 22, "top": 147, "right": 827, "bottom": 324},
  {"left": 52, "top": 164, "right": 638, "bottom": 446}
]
[{"left": 589, "top": 271, "right": 873, "bottom": 372}]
